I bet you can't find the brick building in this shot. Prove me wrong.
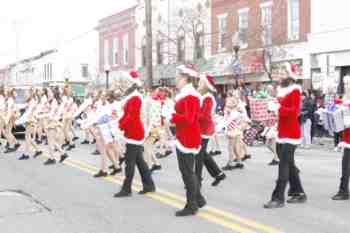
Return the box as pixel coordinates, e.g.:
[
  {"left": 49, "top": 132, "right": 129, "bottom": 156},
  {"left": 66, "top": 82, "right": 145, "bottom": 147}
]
[
  {"left": 96, "top": 6, "right": 137, "bottom": 77},
  {"left": 210, "top": 0, "right": 311, "bottom": 88}
]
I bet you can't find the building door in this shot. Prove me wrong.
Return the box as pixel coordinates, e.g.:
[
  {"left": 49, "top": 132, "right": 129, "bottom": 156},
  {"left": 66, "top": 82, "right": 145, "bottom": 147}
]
[{"left": 338, "top": 66, "right": 350, "bottom": 94}]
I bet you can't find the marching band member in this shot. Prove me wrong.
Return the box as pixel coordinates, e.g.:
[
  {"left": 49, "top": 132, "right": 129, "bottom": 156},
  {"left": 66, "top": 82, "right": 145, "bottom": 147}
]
[
  {"left": 4, "top": 88, "right": 20, "bottom": 153},
  {"left": 332, "top": 75, "right": 350, "bottom": 200},
  {"left": 222, "top": 90, "right": 248, "bottom": 170},
  {"left": 43, "top": 88, "right": 69, "bottom": 165},
  {"left": 92, "top": 90, "right": 122, "bottom": 178},
  {"left": 162, "top": 65, "right": 206, "bottom": 216},
  {"left": 61, "top": 85, "right": 75, "bottom": 151},
  {"left": 17, "top": 89, "right": 42, "bottom": 160},
  {"left": 142, "top": 87, "right": 163, "bottom": 172},
  {"left": 114, "top": 71, "right": 155, "bottom": 198},
  {"left": 264, "top": 63, "right": 307, "bottom": 209},
  {"left": 0, "top": 86, "right": 6, "bottom": 147},
  {"left": 75, "top": 92, "right": 94, "bottom": 145},
  {"left": 196, "top": 74, "right": 226, "bottom": 187}
]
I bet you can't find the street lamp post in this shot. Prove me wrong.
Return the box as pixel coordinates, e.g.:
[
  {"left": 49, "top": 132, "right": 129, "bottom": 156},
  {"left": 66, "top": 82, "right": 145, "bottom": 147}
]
[{"left": 104, "top": 64, "right": 111, "bottom": 89}]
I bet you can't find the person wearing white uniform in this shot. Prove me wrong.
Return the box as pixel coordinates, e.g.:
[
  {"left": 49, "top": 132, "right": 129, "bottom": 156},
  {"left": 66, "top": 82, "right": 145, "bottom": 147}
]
[{"left": 4, "top": 89, "right": 20, "bottom": 153}]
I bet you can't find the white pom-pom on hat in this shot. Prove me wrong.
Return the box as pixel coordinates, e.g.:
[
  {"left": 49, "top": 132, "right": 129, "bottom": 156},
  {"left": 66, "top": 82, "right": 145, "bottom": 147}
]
[
  {"left": 177, "top": 64, "right": 198, "bottom": 78},
  {"left": 200, "top": 73, "right": 216, "bottom": 92},
  {"left": 284, "top": 62, "right": 298, "bottom": 80}
]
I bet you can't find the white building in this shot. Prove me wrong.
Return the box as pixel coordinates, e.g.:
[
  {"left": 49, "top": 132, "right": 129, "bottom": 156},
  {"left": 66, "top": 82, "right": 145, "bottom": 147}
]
[{"left": 308, "top": 0, "right": 350, "bottom": 92}]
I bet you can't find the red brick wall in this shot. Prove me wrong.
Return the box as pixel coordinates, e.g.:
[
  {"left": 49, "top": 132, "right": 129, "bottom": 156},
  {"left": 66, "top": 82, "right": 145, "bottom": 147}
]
[{"left": 211, "top": 0, "right": 311, "bottom": 55}]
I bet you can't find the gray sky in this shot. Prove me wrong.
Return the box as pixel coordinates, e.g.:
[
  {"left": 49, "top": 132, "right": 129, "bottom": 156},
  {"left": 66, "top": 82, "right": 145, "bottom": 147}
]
[{"left": 0, "top": 0, "right": 137, "bottom": 68}]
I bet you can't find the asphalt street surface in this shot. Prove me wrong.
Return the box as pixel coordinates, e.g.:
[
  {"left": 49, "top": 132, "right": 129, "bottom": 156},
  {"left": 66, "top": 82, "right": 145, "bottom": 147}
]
[{"left": 1, "top": 137, "right": 349, "bottom": 233}]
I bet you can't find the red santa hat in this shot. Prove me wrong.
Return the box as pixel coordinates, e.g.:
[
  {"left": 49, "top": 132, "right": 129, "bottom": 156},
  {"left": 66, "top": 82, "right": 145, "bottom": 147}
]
[
  {"left": 121, "top": 70, "right": 142, "bottom": 86},
  {"left": 284, "top": 62, "right": 298, "bottom": 80},
  {"left": 177, "top": 64, "right": 198, "bottom": 78},
  {"left": 200, "top": 73, "right": 216, "bottom": 92}
]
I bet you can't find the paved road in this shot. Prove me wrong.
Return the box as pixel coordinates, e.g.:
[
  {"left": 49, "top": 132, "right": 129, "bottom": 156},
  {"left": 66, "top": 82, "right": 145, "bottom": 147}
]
[{"left": 0, "top": 137, "right": 349, "bottom": 233}]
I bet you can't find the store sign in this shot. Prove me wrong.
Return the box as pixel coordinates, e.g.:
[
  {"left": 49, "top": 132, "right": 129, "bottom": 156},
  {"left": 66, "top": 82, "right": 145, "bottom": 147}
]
[{"left": 271, "top": 59, "right": 303, "bottom": 79}]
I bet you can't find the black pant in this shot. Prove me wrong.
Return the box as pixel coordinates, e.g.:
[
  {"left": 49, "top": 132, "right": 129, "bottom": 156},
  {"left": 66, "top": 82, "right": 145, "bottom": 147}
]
[
  {"left": 334, "top": 131, "right": 343, "bottom": 147},
  {"left": 195, "top": 139, "right": 222, "bottom": 186},
  {"left": 121, "top": 144, "right": 155, "bottom": 193},
  {"left": 177, "top": 149, "right": 204, "bottom": 211},
  {"left": 338, "top": 148, "right": 350, "bottom": 194},
  {"left": 272, "top": 143, "right": 305, "bottom": 202}
]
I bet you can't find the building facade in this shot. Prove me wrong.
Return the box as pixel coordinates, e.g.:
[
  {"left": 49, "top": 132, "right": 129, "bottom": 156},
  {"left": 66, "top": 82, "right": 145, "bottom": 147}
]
[
  {"left": 211, "top": 0, "right": 311, "bottom": 87},
  {"left": 308, "top": 1, "right": 350, "bottom": 94}
]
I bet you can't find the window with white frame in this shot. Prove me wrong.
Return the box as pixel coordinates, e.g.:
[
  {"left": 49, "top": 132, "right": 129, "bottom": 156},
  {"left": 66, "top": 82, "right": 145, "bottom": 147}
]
[
  {"left": 123, "top": 34, "right": 129, "bottom": 65},
  {"left": 81, "top": 64, "right": 89, "bottom": 78},
  {"left": 218, "top": 14, "right": 227, "bottom": 50},
  {"left": 261, "top": 3, "right": 272, "bottom": 46},
  {"left": 104, "top": 39, "right": 109, "bottom": 66},
  {"left": 288, "top": 0, "right": 300, "bottom": 41},
  {"left": 238, "top": 8, "right": 249, "bottom": 44},
  {"left": 112, "top": 37, "right": 118, "bottom": 65}
]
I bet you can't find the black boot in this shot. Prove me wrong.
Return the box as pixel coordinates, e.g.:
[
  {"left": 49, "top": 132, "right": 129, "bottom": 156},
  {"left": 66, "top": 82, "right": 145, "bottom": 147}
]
[
  {"left": 175, "top": 207, "right": 198, "bottom": 217},
  {"left": 287, "top": 194, "right": 307, "bottom": 204},
  {"left": 44, "top": 158, "right": 56, "bottom": 165},
  {"left": 332, "top": 177, "right": 349, "bottom": 201},
  {"left": 114, "top": 190, "right": 132, "bottom": 198},
  {"left": 18, "top": 154, "right": 30, "bottom": 160},
  {"left": 93, "top": 170, "right": 108, "bottom": 178},
  {"left": 33, "top": 151, "right": 43, "bottom": 158},
  {"left": 212, "top": 173, "right": 226, "bottom": 186},
  {"left": 138, "top": 186, "right": 156, "bottom": 195},
  {"left": 263, "top": 200, "right": 285, "bottom": 209},
  {"left": 59, "top": 153, "right": 69, "bottom": 163},
  {"left": 150, "top": 164, "right": 162, "bottom": 173}
]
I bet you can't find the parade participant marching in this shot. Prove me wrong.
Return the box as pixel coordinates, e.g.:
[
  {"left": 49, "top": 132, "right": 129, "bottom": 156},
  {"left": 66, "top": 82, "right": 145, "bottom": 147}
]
[
  {"left": 0, "top": 86, "right": 6, "bottom": 148},
  {"left": 264, "top": 63, "right": 307, "bottom": 209},
  {"left": 16, "top": 89, "right": 42, "bottom": 160},
  {"left": 332, "top": 75, "right": 350, "bottom": 200},
  {"left": 60, "top": 85, "right": 75, "bottom": 151},
  {"left": 162, "top": 65, "right": 206, "bottom": 216},
  {"left": 42, "top": 88, "right": 69, "bottom": 165},
  {"left": 4, "top": 88, "right": 20, "bottom": 153},
  {"left": 196, "top": 74, "right": 226, "bottom": 187},
  {"left": 114, "top": 71, "right": 155, "bottom": 198}
]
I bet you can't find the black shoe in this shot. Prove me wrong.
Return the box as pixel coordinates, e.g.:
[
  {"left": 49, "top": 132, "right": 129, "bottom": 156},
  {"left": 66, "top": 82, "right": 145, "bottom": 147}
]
[
  {"left": 208, "top": 151, "right": 215, "bottom": 156},
  {"left": 93, "top": 170, "right": 108, "bottom": 178},
  {"left": 91, "top": 139, "right": 96, "bottom": 144},
  {"left": 222, "top": 164, "right": 234, "bottom": 171},
  {"left": 92, "top": 150, "right": 100, "bottom": 155},
  {"left": 268, "top": 160, "right": 279, "bottom": 166},
  {"left": 119, "top": 157, "right": 125, "bottom": 165},
  {"left": 4, "top": 147, "right": 16, "bottom": 153},
  {"left": 175, "top": 208, "right": 198, "bottom": 217},
  {"left": 59, "top": 153, "right": 69, "bottom": 163},
  {"left": 242, "top": 154, "right": 252, "bottom": 161},
  {"left": 231, "top": 163, "right": 244, "bottom": 169},
  {"left": 33, "top": 151, "right": 43, "bottom": 158},
  {"left": 73, "top": 136, "right": 79, "bottom": 141},
  {"left": 212, "top": 150, "right": 222, "bottom": 156},
  {"left": 287, "top": 194, "right": 307, "bottom": 204},
  {"left": 110, "top": 167, "right": 122, "bottom": 176},
  {"left": 212, "top": 173, "right": 226, "bottom": 186},
  {"left": 138, "top": 187, "right": 156, "bottom": 195},
  {"left": 150, "top": 164, "right": 162, "bottom": 173},
  {"left": 66, "top": 144, "right": 75, "bottom": 151},
  {"left": 62, "top": 142, "right": 69, "bottom": 148},
  {"left": 233, "top": 158, "right": 238, "bottom": 162},
  {"left": 263, "top": 200, "right": 285, "bottom": 209},
  {"left": 114, "top": 190, "right": 132, "bottom": 198},
  {"left": 18, "top": 154, "right": 30, "bottom": 160},
  {"left": 81, "top": 140, "right": 89, "bottom": 145},
  {"left": 164, "top": 150, "right": 172, "bottom": 157},
  {"left": 332, "top": 192, "right": 350, "bottom": 201},
  {"left": 198, "top": 198, "right": 207, "bottom": 208},
  {"left": 36, "top": 140, "right": 42, "bottom": 145},
  {"left": 44, "top": 158, "right": 56, "bottom": 165}
]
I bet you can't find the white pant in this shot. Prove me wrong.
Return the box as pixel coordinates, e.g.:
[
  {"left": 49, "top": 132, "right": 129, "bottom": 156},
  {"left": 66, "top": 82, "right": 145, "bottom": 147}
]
[{"left": 301, "top": 119, "right": 312, "bottom": 146}]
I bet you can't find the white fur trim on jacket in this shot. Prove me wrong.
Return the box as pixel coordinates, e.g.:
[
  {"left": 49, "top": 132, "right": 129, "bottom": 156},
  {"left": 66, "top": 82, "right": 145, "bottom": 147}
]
[
  {"left": 277, "top": 84, "right": 302, "bottom": 98},
  {"left": 122, "top": 136, "right": 145, "bottom": 146},
  {"left": 175, "top": 140, "right": 201, "bottom": 154},
  {"left": 201, "top": 134, "right": 214, "bottom": 139},
  {"left": 339, "top": 142, "right": 350, "bottom": 149},
  {"left": 276, "top": 137, "right": 302, "bottom": 145},
  {"left": 175, "top": 84, "right": 201, "bottom": 102}
]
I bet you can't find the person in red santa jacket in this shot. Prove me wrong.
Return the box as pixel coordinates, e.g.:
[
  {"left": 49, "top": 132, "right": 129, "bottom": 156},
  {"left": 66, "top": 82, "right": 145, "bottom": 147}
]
[
  {"left": 264, "top": 63, "right": 307, "bottom": 209},
  {"left": 195, "top": 74, "right": 226, "bottom": 187},
  {"left": 332, "top": 75, "right": 350, "bottom": 201},
  {"left": 163, "top": 64, "right": 206, "bottom": 216},
  {"left": 114, "top": 71, "right": 155, "bottom": 198}
]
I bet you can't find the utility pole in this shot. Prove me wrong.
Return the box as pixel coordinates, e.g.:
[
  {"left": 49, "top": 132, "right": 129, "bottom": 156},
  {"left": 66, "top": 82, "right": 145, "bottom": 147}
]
[{"left": 145, "top": 0, "right": 153, "bottom": 87}]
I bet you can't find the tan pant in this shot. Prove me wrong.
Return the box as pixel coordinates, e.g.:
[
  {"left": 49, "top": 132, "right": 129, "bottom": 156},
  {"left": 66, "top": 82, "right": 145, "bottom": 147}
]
[
  {"left": 227, "top": 133, "right": 243, "bottom": 164},
  {"left": 25, "top": 122, "right": 39, "bottom": 156},
  {"left": 47, "top": 122, "right": 65, "bottom": 159},
  {"left": 62, "top": 117, "right": 73, "bottom": 144},
  {"left": 4, "top": 117, "right": 16, "bottom": 147},
  {"left": 144, "top": 127, "right": 161, "bottom": 167}
]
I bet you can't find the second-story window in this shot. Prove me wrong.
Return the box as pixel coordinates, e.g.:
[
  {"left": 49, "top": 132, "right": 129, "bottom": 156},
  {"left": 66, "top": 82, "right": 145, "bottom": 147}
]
[
  {"left": 112, "top": 37, "right": 118, "bottom": 66},
  {"left": 123, "top": 34, "right": 129, "bottom": 65},
  {"left": 218, "top": 14, "right": 228, "bottom": 51},
  {"left": 261, "top": 3, "right": 272, "bottom": 46},
  {"left": 288, "top": 0, "right": 300, "bottom": 41},
  {"left": 81, "top": 64, "right": 89, "bottom": 78},
  {"left": 104, "top": 39, "right": 109, "bottom": 66},
  {"left": 238, "top": 8, "right": 249, "bottom": 45}
]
